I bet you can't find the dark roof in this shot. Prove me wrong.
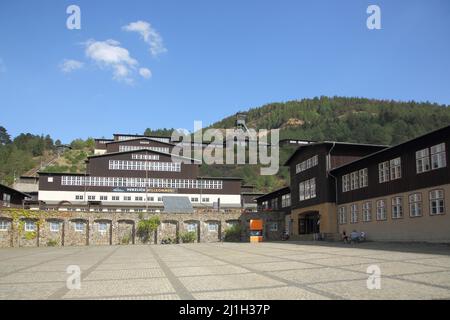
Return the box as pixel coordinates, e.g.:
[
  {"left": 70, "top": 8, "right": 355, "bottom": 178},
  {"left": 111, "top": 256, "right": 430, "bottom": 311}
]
[
  {"left": 105, "top": 137, "right": 174, "bottom": 147},
  {"left": 113, "top": 133, "right": 172, "bottom": 139},
  {"left": 197, "top": 176, "right": 243, "bottom": 180},
  {"left": 284, "top": 141, "right": 388, "bottom": 166},
  {"left": 330, "top": 124, "right": 450, "bottom": 174},
  {"left": 162, "top": 196, "right": 194, "bottom": 213},
  {"left": 254, "top": 186, "right": 290, "bottom": 201},
  {"left": 87, "top": 148, "right": 201, "bottom": 163},
  {"left": 0, "top": 183, "right": 31, "bottom": 198},
  {"left": 38, "top": 172, "right": 86, "bottom": 176}
]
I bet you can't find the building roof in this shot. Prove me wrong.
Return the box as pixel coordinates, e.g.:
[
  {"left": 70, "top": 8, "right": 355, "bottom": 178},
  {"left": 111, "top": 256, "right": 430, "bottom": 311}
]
[
  {"left": 162, "top": 196, "right": 194, "bottom": 213},
  {"left": 87, "top": 148, "right": 201, "bottom": 163},
  {"left": 254, "top": 186, "right": 290, "bottom": 201},
  {"left": 0, "top": 183, "right": 32, "bottom": 198},
  {"left": 105, "top": 137, "right": 175, "bottom": 147},
  {"left": 284, "top": 141, "right": 388, "bottom": 166},
  {"left": 330, "top": 124, "right": 450, "bottom": 174}
]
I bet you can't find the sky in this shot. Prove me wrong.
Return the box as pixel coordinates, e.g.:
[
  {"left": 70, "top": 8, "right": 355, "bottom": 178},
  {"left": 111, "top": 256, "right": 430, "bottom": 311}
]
[{"left": 0, "top": 0, "right": 449, "bottom": 143}]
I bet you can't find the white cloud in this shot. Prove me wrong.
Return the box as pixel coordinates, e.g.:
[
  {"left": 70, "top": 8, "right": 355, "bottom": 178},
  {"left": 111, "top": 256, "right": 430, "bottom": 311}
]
[
  {"left": 123, "top": 20, "right": 167, "bottom": 57},
  {"left": 59, "top": 59, "right": 84, "bottom": 73},
  {"left": 85, "top": 39, "right": 139, "bottom": 83},
  {"left": 139, "top": 67, "right": 152, "bottom": 79}
]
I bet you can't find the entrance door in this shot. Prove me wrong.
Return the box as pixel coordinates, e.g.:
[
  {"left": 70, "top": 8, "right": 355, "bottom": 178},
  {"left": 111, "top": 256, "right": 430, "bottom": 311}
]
[{"left": 298, "top": 212, "right": 320, "bottom": 234}]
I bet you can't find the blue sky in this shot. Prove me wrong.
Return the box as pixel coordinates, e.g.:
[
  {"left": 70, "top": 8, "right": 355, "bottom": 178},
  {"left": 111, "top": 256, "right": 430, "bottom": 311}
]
[{"left": 0, "top": 0, "right": 449, "bottom": 143}]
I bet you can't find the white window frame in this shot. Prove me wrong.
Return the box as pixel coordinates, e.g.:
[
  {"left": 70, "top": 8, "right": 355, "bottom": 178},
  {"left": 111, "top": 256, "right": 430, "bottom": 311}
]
[
  {"left": 98, "top": 222, "right": 108, "bottom": 233},
  {"left": 362, "top": 202, "right": 371, "bottom": 222},
  {"left": 74, "top": 222, "right": 85, "bottom": 232},
  {"left": 391, "top": 197, "right": 403, "bottom": 219},
  {"left": 350, "top": 204, "right": 358, "bottom": 223},
  {"left": 409, "top": 193, "right": 422, "bottom": 217},
  {"left": 429, "top": 189, "right": 445, "bottom": 215},
  {"left": 378, "top": 161, "right": 390, "bottom": 183},
  {"left": 390, "top": 157, "right": 402, "bottom": 180},
  {"left": 24, "top": 221, "right": 36, "bottom": 232},
  {"left": 338, "top": 207, "right": 347, "bottom": 225},
  {"left": 376, "top": 200, "right": 387, "bottom": 221},
  {"left": 207, "top": 223, "right": 218, "bottom": 232},
  {"left": 49, "top": 221, "right": 60, "bottom": 232},
  {"left": 431, "top": 143, "right": 446, "bottom": 170},
  {"left": 359, "top": 168, "right": 368, "bottom": 188},
  {"left": 416, "top": 148, "right": 430, "bottom": 173},
  {"left": 0, "top": 220, "right": 10, "bottom": 231},
  {"left": 187, "top": 223, "right": 197, "bottom": 232}
]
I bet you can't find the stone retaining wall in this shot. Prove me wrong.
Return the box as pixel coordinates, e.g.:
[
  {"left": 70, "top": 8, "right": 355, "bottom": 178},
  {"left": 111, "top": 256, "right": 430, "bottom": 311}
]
[{"left": 0, "top": 209, "right": 286, "bottom": 248}]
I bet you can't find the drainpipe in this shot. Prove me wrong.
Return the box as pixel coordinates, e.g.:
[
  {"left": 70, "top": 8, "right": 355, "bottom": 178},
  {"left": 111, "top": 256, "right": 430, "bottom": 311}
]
[{"left": 326, "top": 142, "right": 340, "bottom": 240}]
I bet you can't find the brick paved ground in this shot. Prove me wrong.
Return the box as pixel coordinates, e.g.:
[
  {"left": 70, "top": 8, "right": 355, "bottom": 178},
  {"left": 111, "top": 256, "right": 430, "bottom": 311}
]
[{"left": 1, "top": 241, "right": 450, "bottom": 300}]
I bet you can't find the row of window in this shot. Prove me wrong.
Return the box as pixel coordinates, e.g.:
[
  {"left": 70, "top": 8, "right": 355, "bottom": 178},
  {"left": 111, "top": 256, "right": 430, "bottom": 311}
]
[
  {"left": 260, "top": 193, "right": 291, "bottom": 211},
  {"left": 295, "top": 155, "right": 318, "bottom": 174},
  {"left": 281, "top": 194, "right": 291, "bottom": 208},
  {"left": 116, "top": 136, "right": 170, "bottom": 143},
  {"left": 338, "top": 189, "right": 445, "bottom": 224},
  {"left": 379, "top": 157, "right": 401, "bottom": 183},
  {"left": 132, "top": 154, "right": 159, "bottom": 160},
  {"left": 0, "top": 220, "right": 219, "bottom": 233},
  {"left": 108, "top": 160, "right": 181, "bottom": 172},
  {"left": 341, "top": 143, "right": 446, "bottom": 192},
  {"left": 61, "top": 176, "right": 223, "bottom": 189},
  {"left": 118, "top": 145, "right": 170, "bottom": 153},
  {"left": 416, "top": 143, "right": 446, "bottom": 173},
  {"left": 299, "top": 178, "right": 316, "bottom": 201},
  {"left": 78, "top": 195, "right": 212, "bottom": 203},
  {"left": 342, "top": 169, "right": 368, "bottom": 192}
]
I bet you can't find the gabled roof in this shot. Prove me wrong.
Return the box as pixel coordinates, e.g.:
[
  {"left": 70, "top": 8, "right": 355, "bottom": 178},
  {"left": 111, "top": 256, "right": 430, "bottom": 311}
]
[
  {"left": 106, "top": 137, "right": 175, "bottom": 147},
  {"left": 0, "top": 183, "right": 32, "bottom": 198},
  {"left": 330, "top": 124, "right": 450, "bottom": 174},
  {"left": 284, "top": 141, "right": 388, "bottom": 166},
  {"left": 254, "top": 186, "right": 290, "bottom": 201},
  {"left": 87, "top": 148, "right": 201, "bottom": 163}
]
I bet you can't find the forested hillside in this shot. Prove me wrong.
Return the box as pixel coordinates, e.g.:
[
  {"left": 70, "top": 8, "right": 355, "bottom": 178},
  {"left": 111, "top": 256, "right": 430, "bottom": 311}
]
[{"left": 2, "top": 96, "right": 450, "bottom": 192}]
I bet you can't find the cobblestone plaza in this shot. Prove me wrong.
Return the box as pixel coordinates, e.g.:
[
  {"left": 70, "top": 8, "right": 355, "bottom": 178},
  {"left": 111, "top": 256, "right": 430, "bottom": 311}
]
[{"left": 1, "top": 242, "right": 450, "bottom": 300}]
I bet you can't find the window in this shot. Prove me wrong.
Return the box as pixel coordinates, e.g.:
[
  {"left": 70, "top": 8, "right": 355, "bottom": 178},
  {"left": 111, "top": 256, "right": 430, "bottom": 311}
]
[
  {"left": 49, "top": 222, "right": 60, "bottom": 232},
  {"left": 376, "top": 200, "right": 387, "bottom": 220},
  {"left": 270, "top": 198, "right": 278, "bottom": 210},
  {"left": 295, "top": 155, "right": 318, "bottom": 173},
  {"left": 135, "top": 196, "right": 143, "bottom": 201},
  {"left": 47, "top": 177, "right": 54, "bottom": 183},
  {"left": 208, "top": 223, "right": 218, "bottom": 232},
  {"left": 390, "top": 157, "right": 402, "bottom": 180},
  {"left": 392, "top": 197, "right": 403, "bottom": 219},
  {"left": 0, "top": 220, "right": 10, "bottom": 231},
  {"left": 350, "top": 204, "right": 358, "bottom": 223},
  {"left": 75, "top": 195, "right": 84, "bottom": 200},
  {"left": 362, "top": 202, "right": 372, "bottom": 222},
  {"left": 191, "top": 197, "right": 199, "bottom": 203},
  {"left": 342, "top": 175, "right": 350, "bottom": 192},
  {"left": 350, "top": 172, "right": 359, "bottom": 191},
  {"left": 112, "top": 196, "right": 120, "bottom": 201},
  {"left": 299, "top": 178, "right": 316, "bottom": 201},
  {"left": 98, "top": 223, "right": 108, "bottom": 233},
  {"left": 74, "top": 222, "right": 85, "bottom": 232},
  {"left": 202, "top": 197, "right": 210, "bottom": 203},
  {"left": 88, "top": 195, "right": 96, "bottom": 201},
  {"left": 359, "top": 169, "right": 368, "bottom": 188},
  {"left": 24, "top": 221, "right": 36, "bottom": 232},
  {"left": 409, "top": 193, "right": 422, "bottom": 217},
  {"left": 431, "top": 143, "right": 446, "bottom": 170},
  {"left": 100, "top": 196, "right": 108, "bottom": 201},
  {"left": 378, "top": 161, "right": 390, "bottom": 183},
  {"left": 416, "top": 148, "right": 430, "bottom": 173},
  {"left": 187, "top": 223, "right": 197, "bottom": 232},
  {"left": 157, "top": 197, "right": 163, "bottom": 202},
  {"left": 147, "top": 197, "right": 154, "bottom": 202},
  {"left": 2, "top": 193, "right": 11, "bottom": 207},
  {"left": 429, "top": 189, "right": 445, "bottom": 215},
  {"left": 269, "top": 223, "right": 278, "bottom": 231},
  {"left": 338, "top": 207, "right": 347, "bottom": 224},
  {"left": 281, "top": 194, "right": 291, "bottom": 207},
  {"left": 123, "top": 196, "right": 131, "bottom": 201}
]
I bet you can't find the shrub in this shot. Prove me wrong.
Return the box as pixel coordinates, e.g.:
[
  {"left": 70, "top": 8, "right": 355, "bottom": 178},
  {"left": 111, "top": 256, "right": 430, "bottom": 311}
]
[
  {"left": 137, "top": 216, "right": 160, "bottom": 243},
  {"left": 46, "top": 239, "right": 58, "bottom": 247},
  {"left": 224, "top": 224, "right": 242, "bottom": 242},
  {"left": 161, "top": 236, "right": 175, "bottom": 244},
  {"left": 121, "top": 235, "right": 131, "bottom": 245},
  {"left": 180, "top": 231, "right": 197, "bottom": 243}
]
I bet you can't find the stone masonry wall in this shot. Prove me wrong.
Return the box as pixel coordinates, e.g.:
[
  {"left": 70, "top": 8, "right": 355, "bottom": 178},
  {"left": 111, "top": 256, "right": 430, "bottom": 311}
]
[{"left": 0, "top": 209, "right": 284, "bottom": 248}]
